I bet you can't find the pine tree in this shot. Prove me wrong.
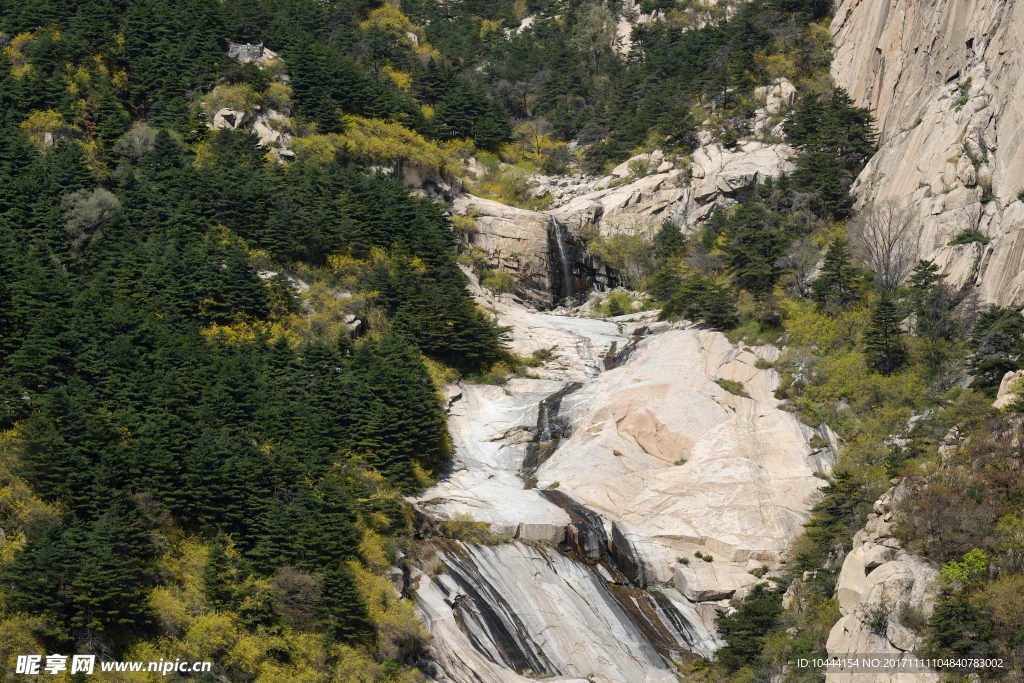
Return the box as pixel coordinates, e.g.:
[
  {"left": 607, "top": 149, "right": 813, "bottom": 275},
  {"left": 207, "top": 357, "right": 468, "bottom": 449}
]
[
  {"left": 202, "top": 532, "right": 238, "bottom": 609},
  {"left": 659, "top": 276, "right": 738, "bottom": 330},
  {"left": 653, "top": 221, "right": 686, "bottom": 260},
  {"left": 318, "top": 563, "right": 371, "bottom": 643},
  {"left": 69, "top": 512, "right": 155, "bottom": 635},
  {"left": 714, "top": 584, "right": 783, "bottom": 672},
  {"left": 863, "top": 295, "right": 906, "bottom": 374},
  {"left": 811, "top": 236, "right": 859, "bottom": 309},
  {"left": 0, "top": 522, "right": 74, "bottom": 632}
]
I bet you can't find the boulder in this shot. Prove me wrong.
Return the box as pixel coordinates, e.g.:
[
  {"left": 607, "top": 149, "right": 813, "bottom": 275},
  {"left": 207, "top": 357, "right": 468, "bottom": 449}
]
[
  {"left": 674, "top": 562, "right": 758, "bottom": 601},
  {"left": 994, "top": 370, "right": 1022, "bottom": 409}
]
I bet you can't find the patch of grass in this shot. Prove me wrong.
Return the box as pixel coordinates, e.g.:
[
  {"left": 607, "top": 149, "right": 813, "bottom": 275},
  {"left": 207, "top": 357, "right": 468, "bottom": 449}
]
[
  {"left": 677, "top": 557, "right": 690, "bottom": 565},
  {"left": 547, "top": 481, "right": 560, "bottom": 489},
  {"left": 716, "top": 378, "right": 751, "bottom": 398},
  {"left": 754, "top": 357, "right": 774, "bottom": 370},
  {"left": 809, "top": 434, "right": 828, "bottom": 449},
  {"left": 532, "top": 348, "right": 554, "bottom": 361}
]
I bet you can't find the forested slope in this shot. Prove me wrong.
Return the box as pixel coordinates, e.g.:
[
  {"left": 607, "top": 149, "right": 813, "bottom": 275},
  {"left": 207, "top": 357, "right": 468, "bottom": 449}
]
[{"left": 0, "top": 1, "right": 513, "bottom": 680}]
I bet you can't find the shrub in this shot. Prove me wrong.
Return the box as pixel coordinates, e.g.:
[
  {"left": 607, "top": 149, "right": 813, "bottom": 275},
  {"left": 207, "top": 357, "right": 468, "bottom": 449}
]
[
  {"left": 861, "top": 602, "right": 890, "bottom": 635},
  {"left": 949, "top": 228, "right": 990, "bottom": 246},
  {"left": 481, "top": 269, "right": 517, "bottom": 293},
  {"left": 754, "top": 357, "right": 774, "bottom": 370},
  {"left": 716, "top": 378, "right": 750, "bottom": 398},
  {"left": 531, "top": 348, "right": 554, "bottom": 362},
  {"left": 439, "top": 513, "right": 499, "bottom": 544}
]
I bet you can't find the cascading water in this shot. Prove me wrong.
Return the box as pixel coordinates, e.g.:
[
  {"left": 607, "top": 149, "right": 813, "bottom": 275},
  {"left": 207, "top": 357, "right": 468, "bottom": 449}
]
[
  {"left": 521, "top": 382, "right": 582, "bottom": 486},
  {"left": 413, "top": 305, "right": 724, "bottom": 681},
  {"left": 549, "top": 216, "right": 574, "bottom": 300}
]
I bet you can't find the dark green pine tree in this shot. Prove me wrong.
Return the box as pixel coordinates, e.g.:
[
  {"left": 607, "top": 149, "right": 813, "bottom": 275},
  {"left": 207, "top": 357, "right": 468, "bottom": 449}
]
[
  {"left": 725, "top": 200, "right": 786, "bottom": 297},
  {"left": 0, "top": 522, "right": 75, "bottom": 642},
  {"left": 659, "top": 276, "right": 738, "bottom": 330},
  {"left": 69, "top": 511, "right": 155, "bottom": 635},
  {"left": 95, "top": 85, "right": 130, "bottom": 149},
  {"left": 714, "top": 583, "right": 783, "bottom": 672},
  {"left": 811, "top": 236, "right": 859, "bottom": 309},
  {"left": 653, "top": 220, "right": 686, "bottom": 260},
  {"left": 318, "top": 563, "right": 372, "bottom": 643},
  {"left": 862, "top": 295, "right": 906, "bottom": 374},
  {"left": 247, "top": 498, "right": 302, "bottom": 575},
  {"left": 202, "top": 532, "right": 238, "bottom": 609}
]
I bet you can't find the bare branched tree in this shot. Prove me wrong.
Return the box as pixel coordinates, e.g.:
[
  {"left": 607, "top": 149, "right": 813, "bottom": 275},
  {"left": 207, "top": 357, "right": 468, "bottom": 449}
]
[
  {"left": 854, "top": 202, "right": 917, "bottom": 293},
  {"left": 687, "top": 245, "right": 724, "bottom": 280},
  {"left": 775, "top": 237, "right": 821, "bottom": 298}
]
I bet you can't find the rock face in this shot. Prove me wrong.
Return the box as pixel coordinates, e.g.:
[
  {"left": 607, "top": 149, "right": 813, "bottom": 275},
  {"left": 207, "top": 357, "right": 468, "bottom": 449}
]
[
  {"left": 210, "top": 106, "right": 293, "bottom": 159},
  {"left": 414, "top": 276, "right": 835, "bottom": 681},
  {"left": 994, "top": 369, "right": 1023, "bottom": 408},
  {"left": 416, "top": 541, "right": 712, "bottom": 683},
  {"left": 824, "top": 485, "right": 939, "bottom": 683},
  {"left": 548, "top": 143, "right": 795, "bottom": 236},
  {"left": 457, "top": 142, "right": 794, "bottom": 306},
  {"left": 453, "top": 194, "right": 618, "bottom": 307},
  {"left": 831, "top": 0, "right": 1024, "bottom": 305},
  {"left": 536, "top": 329, "right": 834, "bottom": 581}
]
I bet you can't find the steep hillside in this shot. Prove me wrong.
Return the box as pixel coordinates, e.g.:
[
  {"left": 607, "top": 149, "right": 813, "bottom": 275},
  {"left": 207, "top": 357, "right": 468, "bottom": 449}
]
[{"left": 832, "top": 0, "right": 1024, "bottom": 305}]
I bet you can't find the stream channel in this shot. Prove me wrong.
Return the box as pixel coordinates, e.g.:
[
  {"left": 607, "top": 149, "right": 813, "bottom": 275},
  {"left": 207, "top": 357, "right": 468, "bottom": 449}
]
[{"left": 412, "top": 299, "right": 721, "bottom": 683}]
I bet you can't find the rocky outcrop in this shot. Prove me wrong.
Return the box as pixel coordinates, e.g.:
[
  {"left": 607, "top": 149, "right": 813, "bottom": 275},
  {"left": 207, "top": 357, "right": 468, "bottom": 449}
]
[
  {"left": 831, "top": 0, "right": 1024, "bottom": 305},
  {"left": 994, "top": 369, "right": 1023, "bottom": 408},
  {"left": 453, "top": 194, "right": 618, "bottom": 306},
  {"left": 457, "top": 142, "right": 794, "bottom": 305},
  {"left": 824, "top": 485, "right": 939, "bottom": 683},
  {"left": 210, "top": 106, "right": 294, "bottom": 159},
  {"left": 547, "top": 143, "right": 795, "bottom": 236},
  {"left": 536, "top": 329, "right": 834, "bottom": 584}
]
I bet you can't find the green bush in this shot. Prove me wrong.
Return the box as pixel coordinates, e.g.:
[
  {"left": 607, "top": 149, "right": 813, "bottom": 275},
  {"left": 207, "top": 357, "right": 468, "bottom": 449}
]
[
  {"left": 948, "top": 229, "right": 990, "bottom": 245},
  {"left": 481, "top": 269, "right": 517, "bottom": 293},
  {"left": 716, "top": 378, "right": 750, "bottom": 398}
]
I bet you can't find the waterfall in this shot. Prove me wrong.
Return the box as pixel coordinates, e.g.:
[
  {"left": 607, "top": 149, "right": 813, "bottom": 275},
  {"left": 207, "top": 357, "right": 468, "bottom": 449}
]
[
  {"left": 522, "top": 382, "right": 582, "bottom": 485},
  {"left": 549, "top": 216, "right": 574, "bottom": 300},
  {"left": 538, "top": 403, "right": 552, "bottom": 442}
]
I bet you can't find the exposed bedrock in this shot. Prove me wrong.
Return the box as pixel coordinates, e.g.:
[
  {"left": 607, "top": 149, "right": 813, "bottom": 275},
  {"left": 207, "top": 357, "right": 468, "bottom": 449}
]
[
  {"left": 831, "top": 0, "right": 1024, "bottom": 305},
  {"left": 413, "top": 279, "right": 837, "bottom": 681},
  {"left": 453, "top": 140, "right": 795, "bottom": 306}
]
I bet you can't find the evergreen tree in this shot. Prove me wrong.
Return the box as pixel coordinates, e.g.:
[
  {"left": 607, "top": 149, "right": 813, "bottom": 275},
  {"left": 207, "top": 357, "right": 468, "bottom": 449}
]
[
  {"left": 811, "top": 236, "right": 859, "bottom": 309},
  {"left": 863, "top": 295, "right": 906, "bottom": 374},
  {"left": 202, "top": 532, "right": 238, "bottom": 609},
  {"left": 659, "top": 276, "right": 738, "bottom": 330},
  {"left": 68, "top": 512, "right": 155, "bottom": 635},
  {"left": 653, "top": 220, "right": 686, "bottom": 260},
  {"left": 725, "top": 200, "right": 786, "bottom": 297},
  {"left": 968, "top": 306, "right": 1024, "bottom": 395},
  {"left": 714, "top": 584, "right": 783, "bottom": 672},
  {"left": 318, "top": 563, "right": 371, "bottom": 643}
]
